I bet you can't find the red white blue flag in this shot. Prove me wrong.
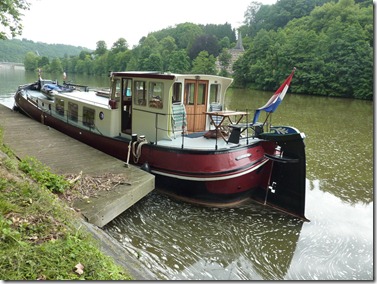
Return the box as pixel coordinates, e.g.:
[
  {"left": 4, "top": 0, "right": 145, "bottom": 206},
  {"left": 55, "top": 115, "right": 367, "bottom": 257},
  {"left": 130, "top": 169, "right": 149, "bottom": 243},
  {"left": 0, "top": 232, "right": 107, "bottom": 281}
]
[{"left": 252, "top": 67, "right": 296, "bottom": 124}]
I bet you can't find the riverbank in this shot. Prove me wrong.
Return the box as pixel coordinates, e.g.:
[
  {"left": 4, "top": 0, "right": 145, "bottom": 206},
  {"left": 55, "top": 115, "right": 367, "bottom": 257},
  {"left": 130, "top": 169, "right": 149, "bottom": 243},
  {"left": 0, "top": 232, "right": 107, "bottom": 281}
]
[{"left": 0, "top": 128, "right": 155, "bottom": 280}]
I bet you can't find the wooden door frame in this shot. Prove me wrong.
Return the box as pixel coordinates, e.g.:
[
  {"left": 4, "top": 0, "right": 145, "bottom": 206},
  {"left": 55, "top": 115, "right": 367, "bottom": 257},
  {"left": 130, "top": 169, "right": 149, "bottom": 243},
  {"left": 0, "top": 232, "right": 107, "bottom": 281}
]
[{"left": 184, "top": 79, "right": 208, "bottom": 132}]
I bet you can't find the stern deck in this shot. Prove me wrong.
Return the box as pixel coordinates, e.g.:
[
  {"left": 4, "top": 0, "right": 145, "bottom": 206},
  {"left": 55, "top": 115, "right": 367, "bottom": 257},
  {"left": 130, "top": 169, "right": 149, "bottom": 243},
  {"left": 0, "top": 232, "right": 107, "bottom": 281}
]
[{"left": 155, "top": 133, "right": 261, "bottom": 150}]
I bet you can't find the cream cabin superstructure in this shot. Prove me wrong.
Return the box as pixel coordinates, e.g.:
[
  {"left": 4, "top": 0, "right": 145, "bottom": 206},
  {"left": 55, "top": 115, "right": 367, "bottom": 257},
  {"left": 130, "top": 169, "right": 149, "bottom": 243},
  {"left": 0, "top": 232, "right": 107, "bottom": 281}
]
[
  {"left": 109, "top": 72, "right": 233, "bottom": 142},
  {"left": 28, "top": 72, "right": 233, "bottom": 144}
]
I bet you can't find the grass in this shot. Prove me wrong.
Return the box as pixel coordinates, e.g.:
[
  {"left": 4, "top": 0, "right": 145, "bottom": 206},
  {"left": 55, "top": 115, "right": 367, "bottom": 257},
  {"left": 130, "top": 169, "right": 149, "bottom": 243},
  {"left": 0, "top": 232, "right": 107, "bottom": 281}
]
[{"left": 0, "top": 127, "right": 133, "bottom": 280}]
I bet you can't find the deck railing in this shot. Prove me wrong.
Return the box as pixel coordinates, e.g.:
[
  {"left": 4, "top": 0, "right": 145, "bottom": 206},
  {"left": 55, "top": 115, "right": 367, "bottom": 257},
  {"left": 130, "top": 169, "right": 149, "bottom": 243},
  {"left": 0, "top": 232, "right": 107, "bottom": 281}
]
[
  {"left": 30, "top": 92, "right": 263, "bottom": 150},
  {"left": 150, "top": 110, "right": 262, "bottom": 150}
]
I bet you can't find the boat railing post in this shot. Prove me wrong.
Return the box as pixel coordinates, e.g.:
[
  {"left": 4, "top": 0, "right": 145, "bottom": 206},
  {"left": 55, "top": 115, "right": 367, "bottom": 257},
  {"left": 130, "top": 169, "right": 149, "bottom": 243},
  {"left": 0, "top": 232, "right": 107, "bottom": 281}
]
[
  {"left": 181, "top": 112, "right": 184, "bottom": 149},
  {"left": 246, "top": 109, "right": 249, "bottom": 145},
  {"left": 155, "top": 113, "right": 158, "bottom": 145}
]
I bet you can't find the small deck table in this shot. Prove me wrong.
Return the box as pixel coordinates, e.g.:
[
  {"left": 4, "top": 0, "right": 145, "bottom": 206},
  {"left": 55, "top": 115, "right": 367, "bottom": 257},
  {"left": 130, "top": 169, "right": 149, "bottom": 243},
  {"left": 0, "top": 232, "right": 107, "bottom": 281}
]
[{"left": 204, "top": 110, "right": 248, "bottom": 144}]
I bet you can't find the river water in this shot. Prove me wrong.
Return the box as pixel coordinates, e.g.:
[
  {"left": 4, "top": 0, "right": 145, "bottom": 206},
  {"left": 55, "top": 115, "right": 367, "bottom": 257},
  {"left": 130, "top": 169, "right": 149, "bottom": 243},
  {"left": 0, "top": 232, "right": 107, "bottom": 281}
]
[{"left": 0, "top": 68, "right": 373, "bottom": 280}]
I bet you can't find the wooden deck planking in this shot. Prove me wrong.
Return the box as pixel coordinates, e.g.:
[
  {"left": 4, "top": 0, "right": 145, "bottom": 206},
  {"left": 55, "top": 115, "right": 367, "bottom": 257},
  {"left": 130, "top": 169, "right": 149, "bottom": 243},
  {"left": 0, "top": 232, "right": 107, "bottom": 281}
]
[{"left": 0, "top": 104, "right": 155, "bottom": 227}]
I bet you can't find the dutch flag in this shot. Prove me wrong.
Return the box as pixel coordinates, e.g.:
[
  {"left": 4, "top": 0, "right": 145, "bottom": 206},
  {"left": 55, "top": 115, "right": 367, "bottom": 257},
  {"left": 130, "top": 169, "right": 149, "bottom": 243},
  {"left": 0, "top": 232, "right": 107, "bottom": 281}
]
[{"left": 252, "top": 67, "right": 296, "bottom": 124}]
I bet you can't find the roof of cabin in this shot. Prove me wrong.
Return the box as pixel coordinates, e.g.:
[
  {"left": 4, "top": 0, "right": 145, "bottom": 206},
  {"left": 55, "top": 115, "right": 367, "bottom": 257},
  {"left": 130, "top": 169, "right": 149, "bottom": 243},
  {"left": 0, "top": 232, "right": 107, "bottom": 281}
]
[{"left": 110, "top": 71, "right": 233, "bottom": 83}]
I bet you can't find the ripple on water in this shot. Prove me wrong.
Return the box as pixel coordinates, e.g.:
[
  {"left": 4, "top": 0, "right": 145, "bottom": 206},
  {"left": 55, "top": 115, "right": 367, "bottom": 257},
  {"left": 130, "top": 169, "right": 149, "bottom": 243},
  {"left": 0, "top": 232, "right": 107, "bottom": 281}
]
[
  {"left": 104, "top": 187, "right": 372, "bottom": 280},
  {"left": 105, "top": 192, "right": 306, "bottom": 280},
  {"left": 286, "top": 187, "right": 373, "bottom": 280}
]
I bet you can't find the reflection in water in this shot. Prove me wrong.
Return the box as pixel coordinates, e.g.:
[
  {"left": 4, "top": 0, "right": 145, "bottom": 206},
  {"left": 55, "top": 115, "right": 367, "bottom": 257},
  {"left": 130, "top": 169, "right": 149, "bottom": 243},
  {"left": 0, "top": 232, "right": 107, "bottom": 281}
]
[{"left": 105, "top": 192, "right": 304, "bottom": 280}]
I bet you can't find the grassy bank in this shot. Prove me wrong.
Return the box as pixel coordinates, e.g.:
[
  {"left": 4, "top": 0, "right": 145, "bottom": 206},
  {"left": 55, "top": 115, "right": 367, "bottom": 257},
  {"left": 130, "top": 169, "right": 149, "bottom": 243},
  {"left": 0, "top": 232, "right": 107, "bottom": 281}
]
[{"left": 0, "top": 127, "right": 133, "bottom": 280}]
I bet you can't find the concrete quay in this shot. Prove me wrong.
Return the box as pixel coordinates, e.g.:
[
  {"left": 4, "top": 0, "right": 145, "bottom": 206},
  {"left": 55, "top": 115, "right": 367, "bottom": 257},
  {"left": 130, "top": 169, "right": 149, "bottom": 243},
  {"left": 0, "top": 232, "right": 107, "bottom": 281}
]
[{"left": 0, "top": 104, "right": 155, "bottom": 228}]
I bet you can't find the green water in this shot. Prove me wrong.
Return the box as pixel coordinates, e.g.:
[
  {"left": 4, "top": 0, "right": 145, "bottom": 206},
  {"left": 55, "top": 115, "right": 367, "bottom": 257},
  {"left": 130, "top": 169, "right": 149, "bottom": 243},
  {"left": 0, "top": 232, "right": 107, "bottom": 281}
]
[{"left": 0, "top": 68, "right": 373, "bottom": 280}]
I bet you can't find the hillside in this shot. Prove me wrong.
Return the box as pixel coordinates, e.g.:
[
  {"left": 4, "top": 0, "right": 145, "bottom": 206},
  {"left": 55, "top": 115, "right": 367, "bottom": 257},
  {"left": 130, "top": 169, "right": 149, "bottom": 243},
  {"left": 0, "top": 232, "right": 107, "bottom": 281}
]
[{"left": 0, "top": 38, "right": 92, "bottom": 63}]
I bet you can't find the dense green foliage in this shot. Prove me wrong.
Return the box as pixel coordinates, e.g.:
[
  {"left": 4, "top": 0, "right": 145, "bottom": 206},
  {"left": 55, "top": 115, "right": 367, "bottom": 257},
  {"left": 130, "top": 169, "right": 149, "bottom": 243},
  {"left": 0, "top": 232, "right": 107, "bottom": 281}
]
[
  {"left": 46, "top": 22, "right": 236, "bottom": 76},
  {"left": 234, "top": 0, "right": 373, "bottom": 100},
  {"left": 1, "top": 0, "right": 373, "bottom": 99},
  {"left": 240, "top": 0, "right": 330, "bottom": 37},
  {"left": 0, "top": 38, "right": 91, "bottom": 63},
  {"left": 0, "top": 0, "right": 30, "bottom": 39}
]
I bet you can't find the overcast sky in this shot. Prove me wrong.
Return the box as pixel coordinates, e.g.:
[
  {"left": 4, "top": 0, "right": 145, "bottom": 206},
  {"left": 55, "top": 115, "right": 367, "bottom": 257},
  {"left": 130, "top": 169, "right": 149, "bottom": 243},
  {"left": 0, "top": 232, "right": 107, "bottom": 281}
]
[{"left": 19, "top": 0, "right": 277, "bottom": 50}]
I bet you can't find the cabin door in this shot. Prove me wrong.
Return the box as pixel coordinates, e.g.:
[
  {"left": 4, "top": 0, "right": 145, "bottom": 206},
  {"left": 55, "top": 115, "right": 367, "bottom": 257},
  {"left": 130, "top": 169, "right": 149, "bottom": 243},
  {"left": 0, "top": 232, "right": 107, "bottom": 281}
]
[
  {"left": 121, "top": 78, "right": 132, "bottom": 134},
  {"left": 184, "top": 79, "right": 208, "bottom": 132}
]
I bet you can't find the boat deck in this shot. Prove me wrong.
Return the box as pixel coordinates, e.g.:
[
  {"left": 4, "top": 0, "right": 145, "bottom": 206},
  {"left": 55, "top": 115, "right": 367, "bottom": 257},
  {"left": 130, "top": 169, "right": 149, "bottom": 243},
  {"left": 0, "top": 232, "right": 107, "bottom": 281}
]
[
  {"left": 156, "top": 134, "right": 259, "bottom": 150},
  {"left": 24, "top": 88, "right": 109, "bottom": 108}
]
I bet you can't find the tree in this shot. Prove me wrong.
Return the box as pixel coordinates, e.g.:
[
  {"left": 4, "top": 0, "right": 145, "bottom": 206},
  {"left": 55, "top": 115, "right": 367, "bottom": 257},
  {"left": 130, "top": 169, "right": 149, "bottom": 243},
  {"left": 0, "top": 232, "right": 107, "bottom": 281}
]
[
  {"left": 172, "top": 23, "right": 203, "bottom": 49},
  {"left": 202, "top": 23, "right": 236, "bottom": 42},
  {"left": 126, "top": 56, "right": 139, "bottom": 71},
  {"left": 218, "top": 36, "right": 231, "bottom": 50},
  {"left": 93, "top": 53, "right": 108, "bottom": 75},
  {"left": 141, "top": 53, "right": 163, "bottom": 71},
  {"left": 38, "top": 56, "right": 50, "bottom": 68},
  {"left": 137, "top": 35, "right": 159, "bottom": 62},
  {"left": 0, "top": 0, "right": 30, "bottom": 39},
  {"left": 141, "top": 35, "right": 159, "bottom": 51},
  {"left": 108, "top": 50, "right": 131, "bottom": 72},
  {"left": 242, "top": 0, "right": 331, "bottom": 37},
  {"left": 218, "top": 49, "right": 232, "bottom": 76},
  {"left": 111, "top": 38, "right": 128, "bottom": 53},
  {"left": 78, "top": 50, "right": 91, "bottom": 60},
  {"left": 168, "top": 50, "right": 191, "bottom": 73},
  {"left": 243, "top": 1, "right": 263, "bottom": 36},
  {"left": 75, "top": 54, "right": 93, "bottom": 75},
  {"left": 159, "top": 36, "right": 177, "bottom": 71},
  {"left": 191, "top": 51, "right": 216, "bottom": 74},
  {"left": 188, "top": 34, "right": 220, "bottom": 60},
  {"left": 24, "top": 51, "right": 38, "bottom": 71},
  {"left": 48, "top": 58, "right": 63, "bottom": 74},
  {"left": 63, "top": 56, "right": 79, "bottom": 74},
  {"left": 95, "top": 40, "right": 107, "bottom": 56},
  {"left": 232, "top": 56, "right": 250, "bottom": 88}
]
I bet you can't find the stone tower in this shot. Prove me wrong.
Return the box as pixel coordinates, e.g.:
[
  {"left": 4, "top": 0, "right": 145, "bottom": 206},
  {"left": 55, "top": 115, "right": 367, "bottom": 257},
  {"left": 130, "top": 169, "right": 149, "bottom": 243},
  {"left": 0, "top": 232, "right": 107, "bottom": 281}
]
[
  {"left": 234, "top": 31, "right": 245, "bottom": 51},
  {"left": 216, "top": 30, "right": 245, "bottom": 74}
]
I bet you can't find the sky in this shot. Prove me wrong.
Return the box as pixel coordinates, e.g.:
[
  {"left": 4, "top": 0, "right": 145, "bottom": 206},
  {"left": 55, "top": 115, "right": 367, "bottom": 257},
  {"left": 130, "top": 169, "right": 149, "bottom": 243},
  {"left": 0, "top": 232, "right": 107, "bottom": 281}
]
[{"left": 19, "top": 0, "right": 277, "bottom": 50}]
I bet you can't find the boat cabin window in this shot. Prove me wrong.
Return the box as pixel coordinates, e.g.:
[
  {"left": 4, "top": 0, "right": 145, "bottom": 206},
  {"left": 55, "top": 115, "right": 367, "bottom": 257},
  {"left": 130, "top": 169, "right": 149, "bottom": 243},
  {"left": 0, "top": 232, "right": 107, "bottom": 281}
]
[
  {"left": 172, "top": 83, "right": 182, "bottom": 103},
  {"left": 112, "top": 78, "right": 121, "bottom": 98},
  {"left": 184, "top": 81, "right": 207, "bottom": 105},
  {"left": 122, "top": 78, "right": 132, "bottom": 99},
  {"left": 83, "top": 107, "right": 95, "bottom": 128},
  {"left": 185, "top": 83, "right": 195, "bottom": 105},
  {"left": 197, "top": 82, "right": 206, "bottom": 105},
  {"left": 68, "top": 102, "right": 78, "bottom": 122},
  {"left": 209, "top": 84, "right": 220, "bottom": 103},
  {"left": 148, "top": 82, "right": 163, "bottom": 109},
  {"left": 55, "top": 99, "right": 64, "bottom": 116},
  {"left": 134, "top": 81, "right": 147, "bottom": 106}
]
